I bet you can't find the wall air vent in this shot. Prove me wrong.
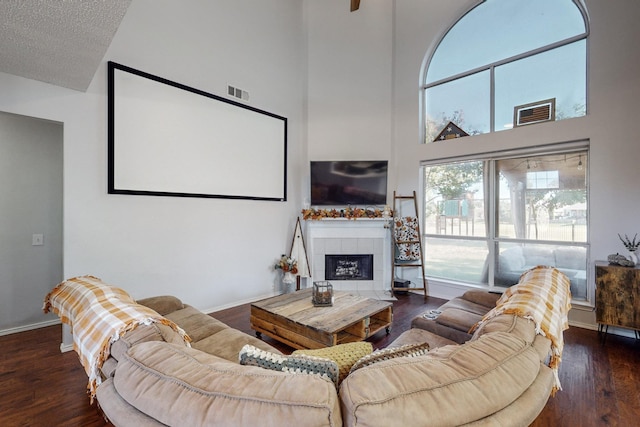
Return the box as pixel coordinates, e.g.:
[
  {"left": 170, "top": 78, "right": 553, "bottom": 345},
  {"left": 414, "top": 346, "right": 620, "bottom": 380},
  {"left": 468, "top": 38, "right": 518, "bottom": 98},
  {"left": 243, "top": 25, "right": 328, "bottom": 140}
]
[
  {"left": 514, "top": 98, "right": 555, "bottom": 127},
  {"left": 227, "top": 85, "right": 249, "bottom": 102}
]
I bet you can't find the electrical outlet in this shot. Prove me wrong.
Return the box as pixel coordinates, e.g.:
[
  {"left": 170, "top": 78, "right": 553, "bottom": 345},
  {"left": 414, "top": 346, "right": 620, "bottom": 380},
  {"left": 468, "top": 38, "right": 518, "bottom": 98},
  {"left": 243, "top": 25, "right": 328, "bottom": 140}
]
[{"left": 32, "top": 234, "right": 44, "bottom": 246}]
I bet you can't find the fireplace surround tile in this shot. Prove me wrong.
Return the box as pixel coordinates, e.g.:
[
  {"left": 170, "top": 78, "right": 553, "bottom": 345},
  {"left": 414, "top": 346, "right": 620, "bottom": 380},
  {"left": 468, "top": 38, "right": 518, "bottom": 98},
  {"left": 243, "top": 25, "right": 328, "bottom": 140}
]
[{"left": 306, "top": 219, "right": 391, "bottom": 295}]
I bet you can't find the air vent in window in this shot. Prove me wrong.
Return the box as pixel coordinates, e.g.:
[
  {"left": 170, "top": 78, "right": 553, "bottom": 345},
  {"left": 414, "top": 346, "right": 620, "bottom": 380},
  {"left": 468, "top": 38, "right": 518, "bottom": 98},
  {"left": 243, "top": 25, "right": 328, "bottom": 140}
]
[{"left": 514, "top": 98, "right": 555, "bottom": 127}]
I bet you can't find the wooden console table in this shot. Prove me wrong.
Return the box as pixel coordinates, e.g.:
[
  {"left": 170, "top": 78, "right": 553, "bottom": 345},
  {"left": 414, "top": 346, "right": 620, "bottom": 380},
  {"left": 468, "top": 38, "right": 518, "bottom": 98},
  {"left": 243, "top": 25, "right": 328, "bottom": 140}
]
[
  {"left": 250, "top": 289, "right": 392, "bottom": 349},
  {"left": 595, "top": 261, "right": 640, "bottom": 340}
]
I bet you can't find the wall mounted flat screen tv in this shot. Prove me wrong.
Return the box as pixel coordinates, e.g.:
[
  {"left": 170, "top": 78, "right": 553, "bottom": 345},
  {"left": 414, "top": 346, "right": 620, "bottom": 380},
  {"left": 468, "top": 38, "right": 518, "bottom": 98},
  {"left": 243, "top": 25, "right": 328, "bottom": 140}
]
[{"left": 310, "top": 161, "right": 388, "bottom": 206}]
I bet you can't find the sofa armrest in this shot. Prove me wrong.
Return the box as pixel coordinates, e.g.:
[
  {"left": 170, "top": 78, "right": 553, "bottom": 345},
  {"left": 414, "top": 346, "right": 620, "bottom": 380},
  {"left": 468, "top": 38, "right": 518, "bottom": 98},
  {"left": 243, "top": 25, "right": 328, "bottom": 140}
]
[
  {"left": 460, "top": 289, "right": 501, "bottom": 308},
  {"left": 97, "top": 378, "right": 166, "bottom": 427}
]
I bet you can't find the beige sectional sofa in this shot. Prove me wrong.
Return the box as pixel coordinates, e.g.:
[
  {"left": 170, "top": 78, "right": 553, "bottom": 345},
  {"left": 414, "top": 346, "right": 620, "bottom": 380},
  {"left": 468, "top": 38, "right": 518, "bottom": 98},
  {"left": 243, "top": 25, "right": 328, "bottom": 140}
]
[
  {"left": 94, "top": 267, "right": 569, "bottom": 426},
  {"left": 96, "top": 295, "right": 342, "bottom": 427}
]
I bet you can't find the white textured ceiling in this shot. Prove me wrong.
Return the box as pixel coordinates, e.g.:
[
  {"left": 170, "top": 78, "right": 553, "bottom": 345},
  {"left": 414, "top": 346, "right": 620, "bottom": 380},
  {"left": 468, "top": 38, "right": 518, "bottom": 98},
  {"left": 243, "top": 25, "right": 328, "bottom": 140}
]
[{"left": 0, "top": 0, "right": 132, "bottom": 92}]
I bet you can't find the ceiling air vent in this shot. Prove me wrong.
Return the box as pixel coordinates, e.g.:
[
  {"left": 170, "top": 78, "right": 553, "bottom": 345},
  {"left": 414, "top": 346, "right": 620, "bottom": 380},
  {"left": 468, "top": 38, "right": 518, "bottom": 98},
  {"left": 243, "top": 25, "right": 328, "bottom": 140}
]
[{"left": 514, "top": 98, "right": 555, "bottom": 127}]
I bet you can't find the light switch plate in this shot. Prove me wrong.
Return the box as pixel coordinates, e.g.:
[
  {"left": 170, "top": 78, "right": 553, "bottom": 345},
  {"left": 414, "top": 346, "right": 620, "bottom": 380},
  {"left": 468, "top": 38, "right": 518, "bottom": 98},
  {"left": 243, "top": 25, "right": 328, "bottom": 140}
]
[{"left": 32, "top": 234, "right": 44, "bottom": 246}]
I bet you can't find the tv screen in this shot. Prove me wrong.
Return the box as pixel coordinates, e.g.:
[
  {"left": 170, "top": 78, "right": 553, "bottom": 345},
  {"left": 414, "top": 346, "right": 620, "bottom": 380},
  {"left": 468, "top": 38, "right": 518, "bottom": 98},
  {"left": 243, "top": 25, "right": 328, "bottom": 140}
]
[{"left": 310, "top": 161, "right": 388, "bottom": 206}]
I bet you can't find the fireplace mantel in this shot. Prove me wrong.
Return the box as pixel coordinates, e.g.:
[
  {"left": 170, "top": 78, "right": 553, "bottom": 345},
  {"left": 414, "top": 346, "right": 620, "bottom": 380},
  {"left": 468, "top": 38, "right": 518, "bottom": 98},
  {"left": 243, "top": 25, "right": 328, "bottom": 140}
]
[{"left": 305, "top": 218, "right": 392, "bottom": 296}]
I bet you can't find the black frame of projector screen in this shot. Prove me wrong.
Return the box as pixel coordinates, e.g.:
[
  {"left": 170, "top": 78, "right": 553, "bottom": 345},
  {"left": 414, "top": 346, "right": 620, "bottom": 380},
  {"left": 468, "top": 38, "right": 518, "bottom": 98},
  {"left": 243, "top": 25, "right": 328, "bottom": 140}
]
[{"left": 107, "top": 61, "right": 287, "bottom": 201}]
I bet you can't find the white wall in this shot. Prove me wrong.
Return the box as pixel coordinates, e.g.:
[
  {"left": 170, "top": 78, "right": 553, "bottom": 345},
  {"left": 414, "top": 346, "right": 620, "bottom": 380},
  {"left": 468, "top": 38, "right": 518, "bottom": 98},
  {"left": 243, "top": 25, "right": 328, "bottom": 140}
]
[
  {"left": 306, "top": 0, "right": 393, "bottom": 167},
  {"left": 0, "top": 0, "right": 306, "bottom": 329},
  {"left": 307, "top": 0, "right": 640, "bottom": 330}
]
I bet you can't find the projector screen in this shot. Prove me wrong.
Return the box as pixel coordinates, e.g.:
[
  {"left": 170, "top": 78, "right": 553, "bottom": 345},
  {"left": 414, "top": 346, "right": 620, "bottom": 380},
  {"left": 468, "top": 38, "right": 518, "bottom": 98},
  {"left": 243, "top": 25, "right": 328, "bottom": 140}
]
[{"left": 107, "top": 61, "right": 287, "bottom": 201}]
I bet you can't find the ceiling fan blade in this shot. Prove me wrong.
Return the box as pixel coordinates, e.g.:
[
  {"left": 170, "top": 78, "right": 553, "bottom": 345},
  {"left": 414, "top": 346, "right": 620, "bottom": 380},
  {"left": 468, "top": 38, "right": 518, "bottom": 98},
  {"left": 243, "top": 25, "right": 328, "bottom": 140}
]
[{"left": 351, "top": 0, "right": 360, "bottom": 12}]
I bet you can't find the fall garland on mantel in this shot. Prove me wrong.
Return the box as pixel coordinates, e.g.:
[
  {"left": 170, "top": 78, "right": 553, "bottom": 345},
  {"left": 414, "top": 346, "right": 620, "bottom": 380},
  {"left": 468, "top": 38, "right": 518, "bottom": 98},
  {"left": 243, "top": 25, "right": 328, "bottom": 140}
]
[{"left": 301, "top": 207, "right": 391, "bottom": 221}]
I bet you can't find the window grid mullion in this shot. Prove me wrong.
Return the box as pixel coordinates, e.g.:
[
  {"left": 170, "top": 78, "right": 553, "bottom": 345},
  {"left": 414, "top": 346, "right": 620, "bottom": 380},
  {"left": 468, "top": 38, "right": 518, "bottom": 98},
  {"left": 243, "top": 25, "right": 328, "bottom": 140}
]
[
  {"left": 488, "top": 160, "right": 497, "bottom": 287},
  {"left": 422, "top": 32, "right": 588, "bottom": 90},
  {"left": 489, "top": 65, "right": 495, "bottom": 133}
]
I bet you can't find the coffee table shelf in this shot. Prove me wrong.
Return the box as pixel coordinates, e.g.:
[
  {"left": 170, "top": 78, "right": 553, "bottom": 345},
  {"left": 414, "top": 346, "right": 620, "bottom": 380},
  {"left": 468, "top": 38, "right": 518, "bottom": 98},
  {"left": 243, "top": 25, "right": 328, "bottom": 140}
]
[{"left": 250, "top": 289, "right": 393, "bottom": 350}]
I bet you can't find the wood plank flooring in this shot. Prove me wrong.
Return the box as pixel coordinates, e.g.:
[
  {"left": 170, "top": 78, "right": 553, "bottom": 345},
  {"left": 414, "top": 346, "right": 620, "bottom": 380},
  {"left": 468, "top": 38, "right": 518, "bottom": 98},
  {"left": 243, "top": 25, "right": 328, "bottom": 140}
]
[{"left": 1, "top": 292, "right": 639, "bottom": 426}]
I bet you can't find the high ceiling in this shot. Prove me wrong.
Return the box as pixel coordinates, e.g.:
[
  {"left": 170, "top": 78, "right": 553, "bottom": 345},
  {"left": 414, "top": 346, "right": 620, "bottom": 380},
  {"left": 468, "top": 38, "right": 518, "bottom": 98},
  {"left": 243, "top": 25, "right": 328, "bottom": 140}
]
[{"left": 0, "top": 0, "right": 131, "bottom": 92}]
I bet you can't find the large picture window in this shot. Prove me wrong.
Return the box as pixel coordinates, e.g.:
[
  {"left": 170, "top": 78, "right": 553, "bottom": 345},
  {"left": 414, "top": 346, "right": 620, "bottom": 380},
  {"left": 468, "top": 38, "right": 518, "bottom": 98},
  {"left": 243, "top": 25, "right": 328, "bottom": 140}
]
[{"left": 422, "top": 146, "right": 589, "bottom": 301}]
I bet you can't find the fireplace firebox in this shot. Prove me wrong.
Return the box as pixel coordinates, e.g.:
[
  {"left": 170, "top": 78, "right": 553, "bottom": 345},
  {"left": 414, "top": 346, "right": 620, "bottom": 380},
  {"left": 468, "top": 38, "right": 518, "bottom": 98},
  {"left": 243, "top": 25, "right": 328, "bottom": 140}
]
[{"left": 325, "top": 254, "right": 374, "bottom": 281}]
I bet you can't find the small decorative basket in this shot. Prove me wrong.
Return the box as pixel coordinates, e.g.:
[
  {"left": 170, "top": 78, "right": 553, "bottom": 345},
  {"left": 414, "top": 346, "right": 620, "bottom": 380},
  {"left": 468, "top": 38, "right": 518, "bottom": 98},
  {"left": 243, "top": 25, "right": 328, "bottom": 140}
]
[{"left": 313, "top": 281, "right": 334, "bottom": 307}]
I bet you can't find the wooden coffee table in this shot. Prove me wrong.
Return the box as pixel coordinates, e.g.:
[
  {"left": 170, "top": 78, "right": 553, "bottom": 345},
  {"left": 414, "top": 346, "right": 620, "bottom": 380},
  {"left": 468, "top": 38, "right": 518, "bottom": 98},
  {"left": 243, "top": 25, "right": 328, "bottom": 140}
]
[{"left": 250, "top": 289, "right": 393, "bottom": 350}]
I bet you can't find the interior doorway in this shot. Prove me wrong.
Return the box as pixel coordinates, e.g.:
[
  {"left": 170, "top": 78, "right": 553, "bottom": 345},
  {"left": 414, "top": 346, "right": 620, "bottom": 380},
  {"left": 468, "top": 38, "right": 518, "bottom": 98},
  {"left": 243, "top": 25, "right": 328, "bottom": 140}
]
[{"left": 0, "top": 111, "right": 63, "bottom": 335}]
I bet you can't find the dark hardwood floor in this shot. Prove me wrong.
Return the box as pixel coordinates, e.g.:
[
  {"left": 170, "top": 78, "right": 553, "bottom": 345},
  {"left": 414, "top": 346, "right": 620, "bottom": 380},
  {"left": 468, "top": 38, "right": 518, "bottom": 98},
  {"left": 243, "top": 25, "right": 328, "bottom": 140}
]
[{"left": 1, "top": 292, "right": 639, "bottom": 426}]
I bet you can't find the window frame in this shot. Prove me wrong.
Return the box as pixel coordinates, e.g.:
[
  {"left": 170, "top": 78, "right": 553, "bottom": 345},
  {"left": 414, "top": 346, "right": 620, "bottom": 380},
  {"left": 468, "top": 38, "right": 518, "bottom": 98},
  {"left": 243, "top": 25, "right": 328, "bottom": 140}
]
[
  {"left": 420, "top": 0, "right": 590, "bottom": 143},
  {"left": 421, "top": 141, "right": 591, "bottom": 305}
]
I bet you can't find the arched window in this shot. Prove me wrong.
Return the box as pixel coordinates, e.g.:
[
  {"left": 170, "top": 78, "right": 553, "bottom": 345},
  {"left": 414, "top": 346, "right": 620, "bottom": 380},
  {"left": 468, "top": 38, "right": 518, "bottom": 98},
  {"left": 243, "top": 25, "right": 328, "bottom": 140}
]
[{"left": 423, "top": 0, "right": 588, "bottom": 143}]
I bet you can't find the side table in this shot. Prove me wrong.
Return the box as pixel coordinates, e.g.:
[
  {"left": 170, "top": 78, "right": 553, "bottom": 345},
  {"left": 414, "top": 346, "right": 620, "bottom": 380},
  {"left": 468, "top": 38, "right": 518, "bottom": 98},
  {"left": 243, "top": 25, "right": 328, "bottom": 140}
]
[{"left": 595, "top": 261, "right": 640, "bottom": 343}]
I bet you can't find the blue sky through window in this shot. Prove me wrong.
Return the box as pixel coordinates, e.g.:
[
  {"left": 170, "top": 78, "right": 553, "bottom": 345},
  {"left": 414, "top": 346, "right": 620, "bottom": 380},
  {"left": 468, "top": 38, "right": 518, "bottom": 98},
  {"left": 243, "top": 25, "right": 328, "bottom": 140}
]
[
  {"left": 424, "top": 0, "right": 587, "bottom": 140},
  {"left": 426, "top": 0, "right": 586, "bottom": 84}
]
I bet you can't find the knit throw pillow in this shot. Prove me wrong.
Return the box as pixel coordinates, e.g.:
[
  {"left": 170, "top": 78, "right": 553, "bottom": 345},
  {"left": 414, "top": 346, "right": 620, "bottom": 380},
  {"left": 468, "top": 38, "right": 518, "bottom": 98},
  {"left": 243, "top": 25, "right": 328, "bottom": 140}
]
[
  {"left": 349, "top": 342, "right": 430, "bottom": 374},
  {"left": 292, "top": 341, "right": 373, "bottom": 384},
  {"left": 239, "top": 345, "right": 339, "bottom": 387}
]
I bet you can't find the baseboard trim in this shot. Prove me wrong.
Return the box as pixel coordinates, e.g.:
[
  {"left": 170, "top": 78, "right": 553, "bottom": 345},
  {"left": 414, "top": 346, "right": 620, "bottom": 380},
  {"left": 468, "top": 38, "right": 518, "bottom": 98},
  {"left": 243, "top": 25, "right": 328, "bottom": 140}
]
[
  {"left": 203, "top": 292, "right": 277, "bottom": 315},
  {"left": 0, "top": 318, "right": 61, "bottom": 337}
]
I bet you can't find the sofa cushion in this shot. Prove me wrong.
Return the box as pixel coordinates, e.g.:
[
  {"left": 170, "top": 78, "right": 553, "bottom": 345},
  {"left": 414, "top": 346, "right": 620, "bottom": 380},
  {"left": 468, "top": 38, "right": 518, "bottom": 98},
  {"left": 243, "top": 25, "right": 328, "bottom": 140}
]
[
  {"left": 470, "top": 314, "right": 537, "bottom": 345},
  {"left": 340, "top": 331, "right": 542, "bottom": 427},
  {"left": 292, "top": 342, "right": 373, "bottom": 384},
  {"left": 437, "top": 298, "right": 491, "bottom": 316},
  {"left": 194, "top": 327, "right": 282, "bottom": 362},
  {"left": 114, "top": 341, "right": 342, "bottom": 427},
  {"left": 435, "top": 307, "right": 484, "bottom": 333},
  {"left": 470, "top": 314, "right": 551, "bottom": 362},
  {"left": 349, "top": 342, "right": 430, "bottom": 374},
  {"left": 240, "top": 344, "right": 339, "bottom": 387},
  {"left": 136, "top": 295, "right": 184, "bottom": 316},
  {"left": 110, "top": 322, "right": 186, "bottom": 361},
  {"left": 163, "top": 305, "right": 229, "bottom": 343},
  {"left": 460, "top": 365, "right": 554, "bottom": 426},
  {"left": 388, "top": 328, "right": 458, "bottom": 349}
]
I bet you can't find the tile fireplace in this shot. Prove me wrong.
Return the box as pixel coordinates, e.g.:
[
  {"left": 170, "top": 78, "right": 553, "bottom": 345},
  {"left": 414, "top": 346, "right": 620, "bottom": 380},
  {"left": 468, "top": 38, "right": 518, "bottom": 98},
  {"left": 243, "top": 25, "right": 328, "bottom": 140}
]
[{"left": 305, "top": 218, "right": 391, "bottom": 297}]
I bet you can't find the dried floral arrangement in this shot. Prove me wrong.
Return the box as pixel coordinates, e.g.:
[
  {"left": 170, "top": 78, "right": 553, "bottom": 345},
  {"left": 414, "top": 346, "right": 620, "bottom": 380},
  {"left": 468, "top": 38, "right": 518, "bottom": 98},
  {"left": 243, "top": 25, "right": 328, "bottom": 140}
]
[
  {"left": 301, "top": 207, "right": 390, "bottom": 221},
  {"left": 274, "top": 255, "right": 298, "bottom": 274}
]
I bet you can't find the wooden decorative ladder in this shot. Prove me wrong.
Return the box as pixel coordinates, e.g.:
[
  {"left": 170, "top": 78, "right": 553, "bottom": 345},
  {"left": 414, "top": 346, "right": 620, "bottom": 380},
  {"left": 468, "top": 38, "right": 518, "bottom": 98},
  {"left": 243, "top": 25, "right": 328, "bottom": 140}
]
[{"left": 390, "top": 190, "right": 428, "bottom": 300}]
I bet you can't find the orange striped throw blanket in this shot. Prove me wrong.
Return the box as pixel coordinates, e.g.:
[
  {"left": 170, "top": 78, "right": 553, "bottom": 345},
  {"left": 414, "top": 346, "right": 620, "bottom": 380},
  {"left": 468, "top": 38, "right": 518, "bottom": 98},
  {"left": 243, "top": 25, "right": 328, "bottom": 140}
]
[
  {"left": 472, "top": 266, "right": 572, "bottom": 395},
  {"left": 43, "top": 275, "right": 191, "bottom": 401}
]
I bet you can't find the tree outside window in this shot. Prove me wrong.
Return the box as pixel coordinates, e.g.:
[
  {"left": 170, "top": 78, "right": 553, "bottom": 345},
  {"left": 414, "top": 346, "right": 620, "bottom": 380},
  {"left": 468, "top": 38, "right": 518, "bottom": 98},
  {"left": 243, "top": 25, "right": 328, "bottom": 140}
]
[{"left": 423, "top": 150, "right": 589, "bottom": 300}]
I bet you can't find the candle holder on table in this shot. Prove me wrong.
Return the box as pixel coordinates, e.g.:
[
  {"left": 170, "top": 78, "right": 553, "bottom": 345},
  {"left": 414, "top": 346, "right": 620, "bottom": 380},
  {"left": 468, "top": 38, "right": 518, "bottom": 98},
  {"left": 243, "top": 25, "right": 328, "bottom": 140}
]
[{"left": 312, "top": 281, "right": 334, "bottom": 307}]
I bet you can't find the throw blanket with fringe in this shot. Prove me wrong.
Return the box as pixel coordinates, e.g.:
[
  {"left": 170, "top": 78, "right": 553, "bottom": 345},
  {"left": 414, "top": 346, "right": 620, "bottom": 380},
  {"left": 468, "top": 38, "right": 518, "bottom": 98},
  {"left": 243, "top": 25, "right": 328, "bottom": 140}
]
[
  {"left": 471, "top": 266, "right": 571, "bottom": 395},
  {"left": 43, "top": 275, "right": 191, "bottom": 402}
]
